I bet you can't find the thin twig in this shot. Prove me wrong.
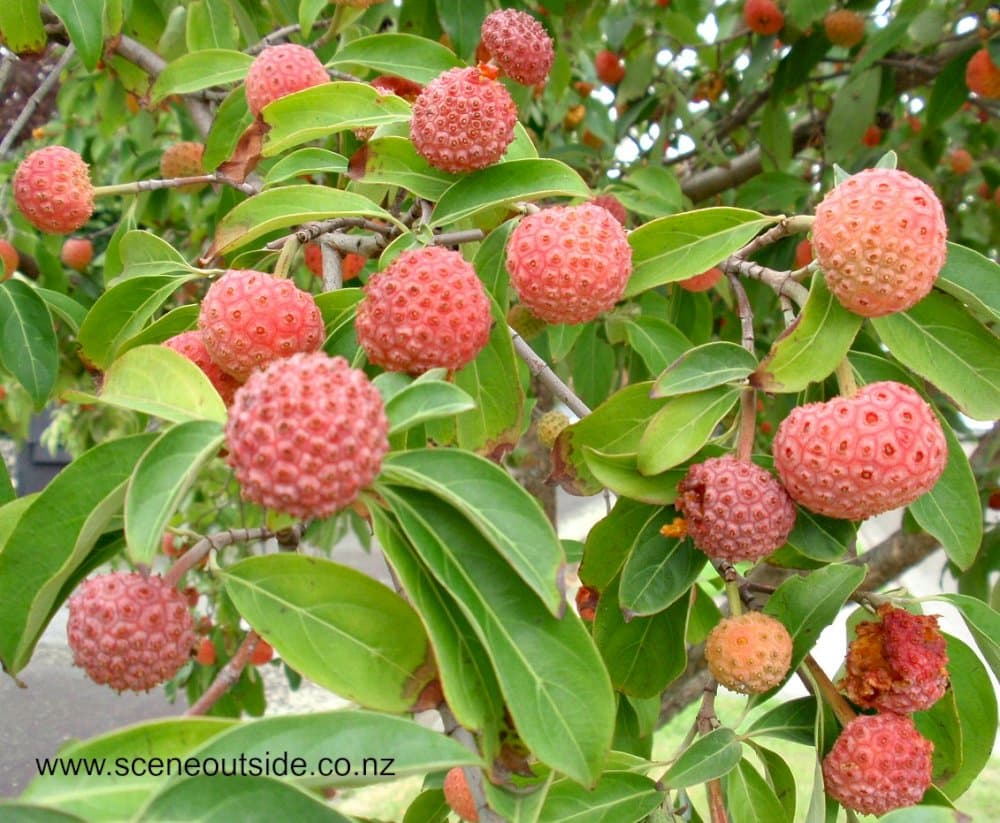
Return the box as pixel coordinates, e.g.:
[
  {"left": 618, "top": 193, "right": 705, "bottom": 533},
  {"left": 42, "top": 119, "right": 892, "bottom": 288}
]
[
  {"left": 509, "top": 327, "right": 592, "bottom": 419},
  {"left": 320, "top": 240, "right": 343, "bottom": 292},
  {"left": 185, "top": 630, "right": 261, "bottom": 716},
  {"left": 727, "top": 274, "right": 757, "bottom": 463},
  {"left": 0, "top": 44, "right": 75, "bottom": 159},
  {"left": 165, "top": 526, "right": 280, "bottom": 588},
  {"left": 721, "top": 257, "right": 810, "bottom": 307}
]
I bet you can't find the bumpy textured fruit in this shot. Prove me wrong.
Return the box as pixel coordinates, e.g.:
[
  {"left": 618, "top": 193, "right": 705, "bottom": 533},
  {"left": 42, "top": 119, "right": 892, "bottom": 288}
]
[
  {"left": 60, "top": 237, "right": 93, "bottom": 271},
  {"left": 594, "top": 50, "right": 625, "bottom": 85},
  {"left": 355, "top": 246, "right": 492, "bottom": 373},
  {"left": 841, "top": 604, "right": 949, "bottom": 713},
  {"left": 678, "top": 267, "right": 723, "bottom": 292},
  {"left": 824, "top": 9, "right": 865, "bottom": 48},
  {"left": 822, "top": 713, "right": 933, "bottom": 816},
  {"left": 160, "top": 141, "right": 206, "bottom": 192},
  {"left": 245, "top": 43, "right": 329, "bottom": 117},
  {"left": 705, "top": 612, "right": 793, "bottom": 694},
  {"left": 590, "top": 193, "right": 627, "bottom": 226},
  {"left": 198, "top": 269, "right": 324, "bottom": 381},
  {"left": 506, "top": 203, "right": 632, "bottom": 324},
  {"left": 67, "top": 572, "right": 195, "bottom": 692},
  {"left": 443, "top": 767, "right": 479, "bottom": 822},
  {"left": 811, "top": 168, "right": 947, "bottom": 317},
  {"left": 304, "top": 244, "right": 366, "bottom": 281},
  {"left": 966, "top": 49, "right": 1000, "bottom": 99},
  {"left": 537, "top": 410, "right": 570, "bottom": 448},
  {"left": 773, "top": 381, "right": 947, "bottom": 520},
  {"left": 480, "top": 9, "right": 554, "bottom": 86},
  {"left": 743, "top": 0, "right": 784, "bottom": 35},
  {"left": 226, "top": 352, "right": 388, "bottom": 518},
  {"left": 0, "top": 239, "right": 20, "bottom": 277},
  {"left": 676, "top": 456, "right": 796, "bottom": 562},
  {"left": 13, "top": 146, "right": 94, "bottom": 234},
  {"left": 163, "top": 330, "right": 243, "bottom": 406},
  {"left": 410, "top": 66, "right": 518, "bottom": 173}
]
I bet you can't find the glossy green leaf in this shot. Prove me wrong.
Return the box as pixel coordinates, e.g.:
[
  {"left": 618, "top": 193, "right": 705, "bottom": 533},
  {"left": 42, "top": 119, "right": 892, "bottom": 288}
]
[
  {"left": 191, "top": 710, "right": 481, "bottom": 787},
  {"left": 211, "top": 185, "right": 395, "bottom": 257},
  {"left": 637, "top": 386, "right": 740, "bottom": 475},
  {"left": 430, "top": 159, "right": 592, "bottom": 228},
  {"left": 0, "top": 433, "right": 157, "bottom": 675},
  {"left": 34, "top": 286, "right": 87, "bottom": 334},
  {"left": 203, "top": 86, "right": 253, "bottom": 171},
  {"left": 0, "top": 0, "right": 46, "bottom": 54},
  {"left": 222, "top": 554, "right": 433, "bottom": 712},
  {"left": 778, "top": 508, "right": 855, "bottom": 564},
  {"left": 752, "top": 275, "right": 862, "bottom": 393},
  {"left": 0, "top": 279, "right": 58, "bottom": 409},
  {"left": 262, "top": 83, "right": 413, "bottom": 156},
  {"left": 725, "top": 757, "right": 791, "bottom": 823},
  {"left": 185, "top": 0, "right": 238, "bottom": 51},
  {"left": 932, "top": 594, "right": 1000, "bottom": 681},
  {"left": 908, "top": 414, "right": 981, "bottom": 571},
  {"left": 48, "top": 0, "right": 102, "bottom": 69},
  {"left": 652, "top": 341, "right": 757, "bottom": 398},
  {"left": 436, "top": 0, "right": 486, "bottom": 58},
  {"left": 825, "top": 68, "right": 880, "bottom": 161},
  {"left": 150, "top": 49, "right": 253, "bottom": 102},
  {"left": 112, "top": 230, "right": 199, "bottom": 281},
  {"left": 580, "top": 501, "right": 664, "bottom": 592},
  {"left": 879, "top": 808, "right": 970, "bottom": 823},
  {"left": 329, "top": 33, "right": 462, "bottom": 84},
  {"left": 619, "top": 523, "right": 706, "bottom": 618},
  {"left": 473, "top": 218, "right": 514, "bottom": 307},
  {"left": 124, "top": 421, "right": 224, "bottom": 565},
  {"left": 625, "top": 209, "right": 778, "bottom": 297},
  {"left": 69, "top": 346, "right": 227, "bottom": 424},
  {"left": 382, "top": 487, "right": 614, "bottom": 786},
  {"left": 384, "top": 380, "right": 476, "bottom": 436},
  {"left": 662, "top": 728, "right": 742, "bottom": 788},
  {"left": 622, "top": 316, "right": 692, "bottom": 376},
  {"left": 119, "top": 304, "right": 199, "bottom": 351},
  {"left": 872, "top": 291, "right": 1000, "bottom": 422},
  {"left": 263, "top": 148, "right": 348, "bottom": 187},
  {"left": 21, "top": 718, "right": 234, "bottom": 822},
  {"left": 139, "top": 776, "right": 351, "bottom": 822},
  {"left": 381, "top": 448, "right": 563, "bottom": 615},
  {"left": 537, "top": 772, "right": 664, "bottom": 823},
  {"left": 582, "top": 449, "right": 684, "bottom": 506},
  {"left": 354, "top": 136, "right": 460, "bottom": 201},
  {"left": 745, "top": 696, "right": 817, "bottom": 746},
  {"left": 935, "top": 242, "right": 1000, "bottom": 325}
]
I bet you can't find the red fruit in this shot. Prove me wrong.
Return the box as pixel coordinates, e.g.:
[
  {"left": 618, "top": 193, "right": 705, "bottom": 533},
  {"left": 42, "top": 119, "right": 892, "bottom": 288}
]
[
  {"left": 160, "top": 141, "right": 207, "bottom": 193},
  {"left": 794, "top": 238, "right": 813, "bottom": 268},
  {"left": 480, "top": 9, "right": 554, "bottom": 86},
  {"left": 678, "top": 267, "right": 723, "bottom": 292},
  {"left": 823, "top": 9, "right": 865, "bottom": 48},
  {"left": 370, "top": 74, "right": 423, "bottom": 102},
  {"left": 861, "top": 124, "right": 882, "bottom": 147},
  {"left": 250, "top": 638, "right": 274, "bottom": 665},
  {"left": 773, "top": 381, "right": 947, "bottom": 520},
  {"left": 304, "top": 244, "right": 365, "bottom": 281},
  {"left": 195, "top": 637, "right": 217, "bottom": 666},
  {"left": 67, "top": 572, "right": 196, "bottom": 692},
  {"left": 443, "top": 767, "right": 479, "bottom": 822},
  {"left": 13, "top": 146, "right": 94, "bottom": 234},
  {"left": 977, "top": 182, "right": 993, "bottom": 201},
  {"left": 705, "top": 612, "right": 793, "bottom": 694},
  {"left": 506, "top": 203, "right": 632, "bottom": 324},
  {"left": 161, "top": 532, "right": 182, "bottom": 557},
  {"left": 0, "top": 239, "right": 19, "bottom": 278},
  {"left": 198, "top": 269, "right": 324, "bottom": 381},
  {"left": 965, "top": 48, "right": 1000, "bottom": 99},
  {"left": 590, "top": 193, "right": 628, "bottom": 226},
  {"left": 949, "top": 148, "right": 973, "bottom": 175},
  {"left": 743, "top": 0, "right": 784, "bottom": 36},
  {"left": 822, "top": 713, "right": 933, "bottom": 816},
  {"left": 410, "top": 67, "right": 518, "bottom": 174},
  {"left": 575, "top": 585, "right": 599, "bottom": 621},
  {"left": 60, "top": 237, "right": 93, "bottom": 271},
  {"left": 594, "top": 50, "right": 625, "bottom": 85},
  {"left": 355, "top": 246, "right": 492, "bottom": 374},
  {"left": 244, "top": 43, "right": 330, "bottom": 117},
  {"left": 676, "top": 455, "right": 796, "bottom": 562},
  {"left": 163, "top": 330, "right": 244, "bottom": 406},
  {"left": 811, "top": 168, "right": 947, "bottom": 317},
  {"left": 989, "top": 490, "right": 1000, "bottom": 509},
  {"left": 225, "top": 352, "right": 389, "bottom": 519},
  {"left": 840, "top": 604, "right": 949, "bottom": 713}
]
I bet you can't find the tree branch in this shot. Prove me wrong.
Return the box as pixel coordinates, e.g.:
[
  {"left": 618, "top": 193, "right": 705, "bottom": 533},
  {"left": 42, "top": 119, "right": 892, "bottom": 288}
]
[{"left": 0, "top": 44, "right": 75, "bottom": 159}]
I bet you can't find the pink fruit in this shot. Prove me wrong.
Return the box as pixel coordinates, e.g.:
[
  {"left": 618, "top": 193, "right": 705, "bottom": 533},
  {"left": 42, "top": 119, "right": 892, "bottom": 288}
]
[
  {"left": 480, "top": 9, "right": 555, "bottom": 86},
  {"left": 244, "top": 43, "right": 329, "bottom": 117},
  {"left": 590, "top": 193, "right": 628, "bottom": 226},
  {"left": 678, "top": 267, "right": 723, "bottom": 292},
  {"left": 60, "top": 237, "right": 93, "bottom": 271},
  {"left": 225, "top": 352, "right": 389, "bottom": 519},
  {"left": 163, "top": 330, "right": 243, "bottom": 406},
  {"left": 304, "top": 244, "right": 365, "bottom": 281},
  {"left": 0, "top": 239, "right": 19, "bottom": 277},
  {"left": 160, "top": 141, "right": 207, "bottom": 192},
  {"left": 966, "top": 48, "right": 1000, "bottom": 99},
  {"left": 443, "top": 767, "right": 479, "bottom": 822},
  {"left": 67, "top": 572, "right": 195, "bottom": 692},
  {"left": 705, "top": 612, "right": 793, "bottom": 694},
  {"left": 594, "top": 50, "right": 625, "bottom": 85},
  {"left": 823, "top": 9, "right": 865, "bottom": 48},
  {"left": 743, "top": 0, "right": 784, "bottom": 36},
  {"left": 13, "top": 146, "right": 94, "bottom": 234}
]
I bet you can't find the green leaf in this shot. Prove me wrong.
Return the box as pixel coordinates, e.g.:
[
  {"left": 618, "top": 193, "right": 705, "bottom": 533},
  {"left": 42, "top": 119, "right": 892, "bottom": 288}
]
[
  {"left": 124, "top": 421, "right": 224, "bottom": 565},
  {"left": 879, "top": 809, "right": 970, "bottom": 823},
  {"left": 474, "top": 218, "right": 514, "bottom": 307},
  {"left": 69, "top": 346, "right": 227, "bottom": 424},
  {"left": 436, "top": 0, "right": 486, "bottom": 58},
  {"left": 263, "top": 148, "right": 348, "bottom": 187},
  {"left": 725, "top": 757, "right": 791, "bottom": 823},
  {"left": 48, "top": 0, "right": 103, "bottom": 69},
  {"left": 537, "top": 772, "right": 664, "bottom": 823},
  {"left": 622, "top": 316, "right": 692, "bottom": 376},
  {"left": 652, "top": 341, "right": 757, "bottom": 398},
  {"left": 211, "top": 185, "right": 395, "bottom": 257},
  {"left": 150, "top": 49, "right": 253, "bottom": 102},
  {"left": 0, "top": 279, "right": 58, "bottom": 409},
  {"left": 582, "top": 449, "right": 684, "bottom": 506},
  {"left": 353, "top": 136, "right": 460, "bottom": 201},
  {"left": 382, "top": 487, "right": 614, "bottom": 786},
  {"left": 0, "top": 804, "right": 84, "bottom": 822},
  {"left": 203, "top": 86, "right": 253, "bottom": 171},
  {"left": 34, "top": 287, "right": 87, "bottom": 334},
  {"left": 662, "top": 728, "right": 742, "bottom": 788},
  {"left": 758, "top": 101, "right": 793, "bottom": 172},
  {"left": 381, "top": 448, "right": 564, "bottom": 615},
  {"left": 0, "top": 433, "right": 157, "bottom": 675},
  {"left": 262, "top": 83, "right": 413, "bottom": 156},
  {"left": 935, "top": 242, "right": 1000, "bottom": 325},
  {"left": 872, "top": 291, "right": 1000, "bottom": 422},
  {"left": 139, "top": 775, "right": 351, "bottom": 822},
  {"left": 825, "top": 68, "right": 880, "bottom": 162},
  {"left": 20, "top": 718, "right": 234, "bottom": 821},
  {"left": 113, "top": 230, "right": 198, "bottom": 281},
  {"left": 119, "top": 304, "right": 200, "bottom": 351},
  {"left": 637, "top": 386, "right": 741, "bottom": 475},
  {"left": 222, "top": 554, "right": 433, "bottom": 712},
  {"left": 620, "top": 527, "right": 706, "bottom": 618},
  {"left": 430, "top": 159, "right": 592, "bottom": 228},
  {"left": 778, "top": 509, "right": 855, "bottom": 564},
  {"left": 78, "top": 275, "right": 201, "bottom": 369},
  {"left": 745, "top": 696, "right": 817, "bottom": 746},
  {"left": 191, "top": 710, "right": 481, "bottom": 787},
  {"left": 625, "top": 209, "right": 778, "bottom": 297},
  {"left": 384, "top": 380, "right": 476, "bottom": 436},
  {"left": 185, "top": 0, "right": 238, "bottom": 52},
  {"left": 926, "top": 53, "right": 973, "bottom": 131},
  {"left": 762, "top": 564, "right": 867, "bottom": 694},
  {"left": 932, "top": 594, "right": 1000, "bottom": 682},
  {"left": 0, "top": 0, "right": 46, "bottom": 54},
  {"left": 908, "top": 414, "right": 981, "bottom": 571},
  {"left": 580, "top": 501, "right": 664, "bottom": 592},
  {"left": 329, "top": 33, "right": 462, "bottom": 84},
  {"left": 752, "top": 275, "right": 862, "bottom": 393}
]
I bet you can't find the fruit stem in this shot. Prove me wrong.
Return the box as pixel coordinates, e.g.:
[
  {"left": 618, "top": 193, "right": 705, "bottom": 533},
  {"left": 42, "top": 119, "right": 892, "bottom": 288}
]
[
  {"left": 725, "top": 579, "right": 744, "bottom": 617},
  {"left": 185, "top": 630, "right": 261, "bottom": 716},
  {"left": 802, "top": 654, "right": 856, "bottom": 729},
  {"left": 835, "top": 358, "right": 859, "bottom": 398},
  {"left": 92, "top": 173, "right": 258, "bottom": 198}
]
